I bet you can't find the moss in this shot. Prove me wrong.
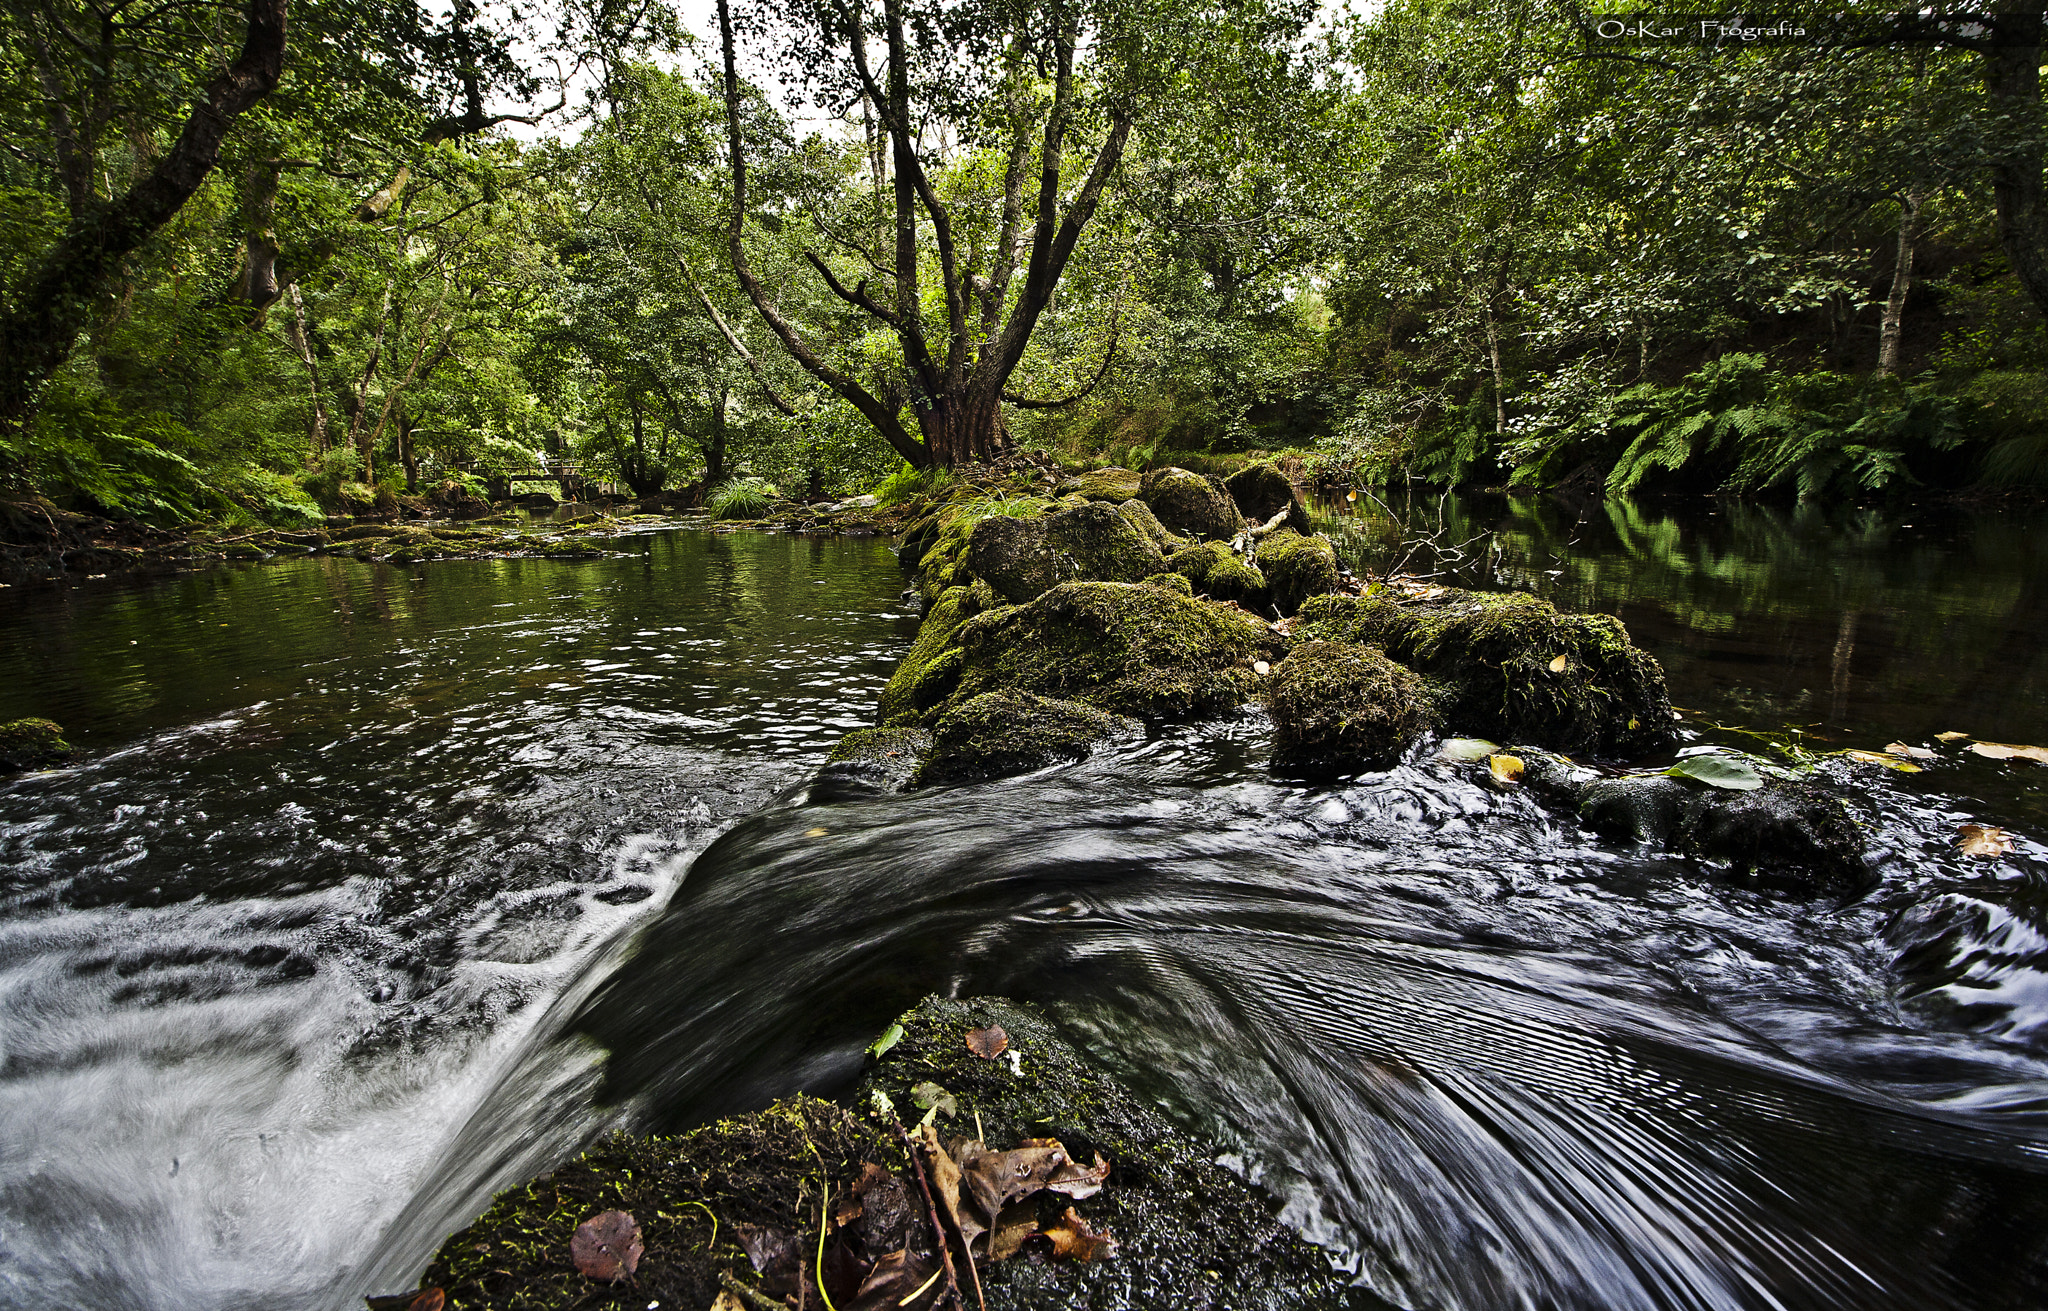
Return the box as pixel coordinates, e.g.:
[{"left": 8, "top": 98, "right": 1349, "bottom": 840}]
[
  {"left": 1299, "top": 588, "right": 1676, "bottom": 756},
  {"left": 913, "top": 690, "right": 1136, "bottom": 784},
  {"left": 964, "top": 502, "right": 1166, "bottom": 604},
  {"left": 940, "top": 580, "right": 1276, "bottom": 722},
  {"left": 1264, "top": 642, "right": 1431, "bottom": 775},
  {"left": 1167, "top": 541, "right": 1269, "bottom": 610},
  {"left": 878, "top": 587, "right": 975, "bottom": 726},
  {"left": 856, "top": 997, "right": 1373, "bottom": 1311},
  {"left": 1112, "top": 498, "right": 1185, "bottom": 552},
  {"left": 1222, "top": 462, "right": 1311, "bottom": 534},
  {"left": 1140, "top": 571, "right": 1193, "bottom": 596},
  {"left": 1137, "top": 467, "right": 1241, "bottom": 542},
  {"left": 816, "top": 727, "right": 935, "bottom": 798},
  {"left": 0, "top": 717, "right": 70, "bottom": 772},
  {"left": 1252, "top": 530, "right": 1340, "bottom": 617},
  {"left": 1055, "top": 467, "right": 1143, "bottom": 502}
]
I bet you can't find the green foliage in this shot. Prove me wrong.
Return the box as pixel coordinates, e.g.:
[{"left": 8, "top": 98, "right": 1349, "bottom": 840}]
[
  {"left": 874, "top": 463, "right": 952, "bottom": 506},
  {"left": 707, "top": 477, "right": 777, "bottom": 520}
]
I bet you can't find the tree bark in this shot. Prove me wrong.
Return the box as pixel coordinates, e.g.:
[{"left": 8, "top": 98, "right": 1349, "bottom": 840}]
[
  {"left": 237, "top": 160, "right": 284, "bottom": 308},
  {"left": 287, "top": 284, "right": 330, "bottom": 459},
  {"left": 0, "top": 0, "right": 290, "bottom": 460},
  {"left": 1876, "top": 191, "right": 1923, "bottom": 376}
]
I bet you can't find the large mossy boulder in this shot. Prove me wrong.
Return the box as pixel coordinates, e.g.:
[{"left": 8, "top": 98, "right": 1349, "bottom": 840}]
[
  {"left": 1223, "top": 461, "right": 1311, "bottom": 534},
  {"left": 1138, "top": 467, "right": 1241, "bottom": 542},
  {"left": 1113, "top": 498, "right": 1185, "bottom": 552},
  {"left": 1300, "top": 588, "right": 1675, "bottom": 755},
  {"left": 966, "top": 502, "right": 1166, "bottom": 604},
  {"left": 1265, "top": 642, "right": 1432, "bottom": 776},
  {"left": 879, "top": 587, "right": 976, "bottom": 724},
  {"left": 1055, "top": 467, "right": 1143, "bottom": 502},
  {"left": 915, "top": 690, "right": 1137, "bottom": 784},
  {"left": 1253, "top": 529, "right": 1341, "bottom": 617},
  {"left": 815, "top": 727, "right": 935, "bottom": 799},
  {"left": 858, "top": 997, "right": 1375, "bottom": 1311},
  {"left": 943, "top": 580, "right": 1278, "bottom": 722},
  {"left": 1166, "top": 540, "right": 1269, "bottom": 610},
  {"left": 0, "top": 717, "right": 69, "bottom": 772}
]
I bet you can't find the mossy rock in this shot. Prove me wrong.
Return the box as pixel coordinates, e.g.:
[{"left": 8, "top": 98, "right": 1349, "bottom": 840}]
[
  {"left": 913, "top": 690, "right": 1138, "bottom": 785},
  {"left": 0, "top": 717, "right": 69, "bottom": 772},
  {"left": 1138, "top": 467, "right": 1241, "bottom": 542},
  {"left": 1113, "top": 498, "right": 1187, "bottom": 552},
  {"left": 941, "top": 580, "right": 1276, "bottom": 723},
  {"left": 1055, "top": 467, "right": 1144, "bottom": 502},
  {"left": 857, "top": 996, "right": 1376, "bottom": 1311},
  {"left": 1167, "top": 541, "right": 1270, "bottom": 611},
  {"left": 816, "top": 727, "right": 935, "bottom": 798},
  {"left": 965, "top": 502, "right": 1166, "bottom": 604},
  {"left": 1253, "top": 530, "right": 1340, "bottom": 617},
  {"left": 1140, "top": 571, "right": 1194, "bottom": 596},
  {"left": 1265, "top": 642, "right": 1431, "bottom": 776},
  {"left": 879, "top": 587, "right": 976, "bottom": 725},
  {"left": 1299, "top": 588, "right": 1676, "bottom": 756},
  {"left": 1223, "top": 462, "right": 1311, "bottom": 534}
]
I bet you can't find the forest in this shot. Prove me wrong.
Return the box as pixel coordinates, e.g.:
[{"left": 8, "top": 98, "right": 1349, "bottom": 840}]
[{"left": 2, "top": 0, "right": 2045, "bottom": 528}]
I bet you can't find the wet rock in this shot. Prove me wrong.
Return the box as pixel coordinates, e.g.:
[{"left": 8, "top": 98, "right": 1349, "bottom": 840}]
[
  {"left": 1266, "top": 642, "right": 1432, "bottom": 775},
  {"left": 1223, "top": 461, "right": 1312, "bottom": 534},
  {"left": 1055, "top": 467, "right": 1143, "bottom": 502},
  {"left": 942, "top": 580, "right": 1277, "bottom": 722},
  {"left": 1253, "top": 529, "right": 1341, "bottom": 617},
  {"left": 1300, "top": 588, "right": 1675, "bottom": 755},
  {"left": 966, "top": 502, "right": 1165, "bottom": 605},
  {"left": 1576, "top": 775, "right": 1695, "bottom": 844},
  {"left": 0, "top": 717, "right": 70, "bottom": 772},
  {"left": 858, "top": 996, "right": 1371, "bottom": 1311},
  {"left": 1138, "top": 467, "right": 1241, "bottom": 542},
  {"left": 1166, "top": 540, "right": 1269, "bottom": 610},
  {"left": 914, "top": 690, "right": 1137, "bottom": 784},
  {"left": 879, "top": 587, "right": 976, "bottom": 725},
  {"left": 815, "top": 727, "right": 935, "bottom": 798}
]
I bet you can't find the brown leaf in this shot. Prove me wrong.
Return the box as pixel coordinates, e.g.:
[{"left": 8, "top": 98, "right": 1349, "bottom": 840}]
[
  {"left": 849, "top": 1249, "right": 941, "bottom": 1311},
  {"left": 1885, "top": 742, "right": 1936, "bottom": 760},
  {"left": 987, "top": 1201, "right": 1041, "bottom": 1261},
  {"left": 708, "top": 1293, "right": 747, "bottom": 1311},
  {"left": 1971, "top": 741, "right": 2048, "bottom": 765},
  {"left": 408, "top": 1294, "right": 444, "bottom": 1311},
  {"left": 964, "top": 1025, "right": 1009, "bottom": 1059},
  {"left": 955, "top": 1141, "right": 1072, "bottom": 1219},
  {"left": 570, "top": 1210, "right": 643, "bottom": 1282},
  {"left": 1959, "top": 823, "right": 2015, "bottom": 858},
  {"left": 735, "top": 1223, "right": 800, "bottom": 1293},
  {"left": 1044, "top": 1207, "right": 1117, "bottom": 1262},
  {"left": 1043, "top": 1150, "right": 1111, "bottom": 1200},
  {"left": 916, "top": 1123, "right": 978, "bottom": 1250}
]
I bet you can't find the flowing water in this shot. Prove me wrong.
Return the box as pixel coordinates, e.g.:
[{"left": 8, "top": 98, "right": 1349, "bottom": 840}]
[{"left": 3, "top": 500, "right": 2047, "bottom": 1311}]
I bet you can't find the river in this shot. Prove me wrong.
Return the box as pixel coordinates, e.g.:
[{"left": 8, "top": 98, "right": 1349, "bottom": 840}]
[{"left": 1, "top": 498, "right": 2045, "bottom": 1310}]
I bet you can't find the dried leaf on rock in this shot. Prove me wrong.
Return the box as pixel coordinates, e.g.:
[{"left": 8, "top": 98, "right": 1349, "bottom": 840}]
[
  {"left": 1840, "top": 748, "right": 1922, "bottom": 773},
  {"left": 1970, "top": 741, "right": 2048, "bottom": 765},
  {"left": 735, "top": 1223, "right": 800, "bottom": 1291},
  {"left": 708, "top": 1293, "right": 747, "bottom": 1311},
  {"left": 1438, "top": 737, "right": 1498, "bottom": 763},
  {"left": 915, "top": 1123, "right": 975, "bottom": 1248},
  {"left": 1488, "top": 754, "right": 1524, "bottom": 786},
  {"left": 1548, "top": 654, "right": 1568, "bottom": 673},
  {"left": 1044, "top": 1207, "right": 1118, "bottom": 1262},
  {"left": 1936, "top": 731, "right": 1970, "bottom": 742},
  {"left": 964, "top": 1025, "right": 1009, "bottom": 1059},
  {"left": 1959, "top": 824, "right": 2015, "bottom": 858},
  {"left": 364, "top": 1292, "right": 444, "bottom": 1311},
  {"left": 1885, "top": 742, "right": 1936, "bottom": 760},
  {"left": 1042, "top": 1150, "right": 1111, "bottom": 1199},
  {"left": 987, "top": 1201, "right": 1041, "bottom": 1260},
  {"left": 569, "top": 1210, "right": 643, "bottom": 1282},
  {"left": 849, "top": 1249, "right": 941, "bottom": 1311}
]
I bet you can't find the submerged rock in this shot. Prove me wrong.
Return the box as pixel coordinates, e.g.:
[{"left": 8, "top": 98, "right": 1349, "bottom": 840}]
[
  {"left": 966, "top": 502, "right": 1166, "bottom": 604},
  {"left": 944, "top": 580, "right": 1278, "bottom": 722},
  {"left": 1266, "top": 642, "right": 1431, "bottom": 775},
  {"left": 815, "top": 727, "right": 935, "bottom": 798},
  {"left": 1300, "top": 588, "right": 1675, "bottom": 755},
  {"left": 1139, "top": 467, "right": 1241, "bottom": 542},
  {"left": 1055, "top": 467, "right": 1143, "bottom": 502},
  {"left": 0, "top": 717, "right": 69, "bottom": 772},
  {"left": 1166, "top": 540, "right": 1269, "bottom": 610},
  {"left": 1253, "top": 529, "right": 1341, "bottom": 617},
  {"left": 915, "top": 690, "right": 1137, "bottom": 784},
  {"left": 1223, "top": 461, "right": 1312, "bottom": 534}
]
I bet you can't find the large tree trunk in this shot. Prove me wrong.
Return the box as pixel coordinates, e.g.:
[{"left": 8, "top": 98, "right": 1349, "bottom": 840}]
[
  {"left": 0, "top": 0, "right": 290, "bottom": 470},
  {"left": 236, "top": 160, "right": 284, "bottom": 308},
  {"left": 1986, "top": 9, "right": 2048, "bottom": 322}
]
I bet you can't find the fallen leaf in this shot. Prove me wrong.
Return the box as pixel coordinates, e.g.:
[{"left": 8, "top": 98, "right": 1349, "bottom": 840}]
[
  {"left": 1970, "top": 741, "right": 2048, "bottom": 765},
  {"left": 570, "top": 1210, "right": 643, "bottom": 1282},
  {"left": 408, "top": 1294, "right": 445, "bottom": 1311},
  {"left": 1346, "top": 489, "right": 1358, "bottom": 502},
  {"left": 735, "top": 1223, "right": 801, "bottom": 1292},
  {"left": 1959, "top": 824, "right": 2015, "bottom": 858},
  {"left": 806, "top": 827, "right": 829, "bottom": 837},
  {"left": 1665, "top": 755, "right": 1763, "bottom": 790},
  {"left": 1253, "top": 659, "right": 1271, "bottom": 676},
  {"left": 1042, "top": 1149, "right": 1111, "bottom": 1199},
  {"left": 910, "top": 1081, "right": 957, "bottom": 1120},
  {"left": 708, "top": 1292, "right": 747, "bottom": 1311},
  {"left": 1548, "top": 654, "right": 1568, "bottom": 673},
  {"left": 867, "top": 1022, "right": 904, "bottom": 1058},
  {"left": 965, "top": 1025, "right": 1009, "bottom": 1059},
  {"left": 1488, "top": 754, "right": 1524, "bottom": 786},
  {"left": 1936, "top": 731, "right": 1971, "bottom": 743},
  {"left": 1841, "top": 748, "right": 1923, "bottom": 773},
  {"left": 1885, "top": 742, "right": 1936, "bottom": 760},
  {"left": 849, "top": 1249, "right": 940, "bottom": 1310},
  {"left": 915, "top": 1124, "right": 975, "bottom": 1250},
  {"left": 987, "top": 1201, "right": 1041, "bottom": 1260},
  {"left": 1438, "top": 737, "right": 1498, "bottom": 763},
  {"left": 1044, "top": 1207, "right": 1117, "bottom": 1262}
]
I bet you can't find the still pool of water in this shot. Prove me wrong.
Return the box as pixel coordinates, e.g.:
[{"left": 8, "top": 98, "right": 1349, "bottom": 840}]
[{"left": 1, "top": 500, "right": 2046, "bottom": 1310}]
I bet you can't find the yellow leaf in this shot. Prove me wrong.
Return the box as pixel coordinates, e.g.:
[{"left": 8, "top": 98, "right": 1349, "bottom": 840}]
[
  {"left": 1841, "top": 749, "right": 1922, "bottom": 773},
  {"left": 1936, "top": 731, "right": 1970, "bottom": 743},
  {"left": 1969, "top": 741, "right": 2048, "bottom": 765},
  {"left": 1346, "top": 490, "right": 1358, "bottom": 502},
  {"left": 1548, "top": 654, "right": 1568, "bottom": 673},
  {"left": 1885, "top": 742, "right": 1936, "bottom": 761},
  {"left": 1488, "top": 754, "right": 1524, "bottom": 786},
  {"left": 1958, "top": 824, "right": 2015, "bottom": 858},
  {"left": 805, "top": 827, "right": 829, "bottom": 837}
]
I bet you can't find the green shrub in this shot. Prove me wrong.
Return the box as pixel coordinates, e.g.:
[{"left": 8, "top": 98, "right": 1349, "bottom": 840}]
[
  {"left": 708, "top": 477, "right": 777, "bottom": 520},
  {"left": 873, "top": 461, "right": 951, "bottom": 505}
]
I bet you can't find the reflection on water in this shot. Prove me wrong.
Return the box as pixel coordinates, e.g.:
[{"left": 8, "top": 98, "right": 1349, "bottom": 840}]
[{"left": 0, "top": 502, "right": 2046, "bottom": 1310}]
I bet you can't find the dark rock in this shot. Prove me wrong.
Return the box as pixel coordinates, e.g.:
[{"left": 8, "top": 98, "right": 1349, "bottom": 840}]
[
  {"left": 1300, "top": 587, "right": 1676, "bottom": 756},
  {"left": 1577, "top": 776, "right": 1694, "bottom": 844},
  {"left": 1266, "top": 642, "right": 1432, "bottom": 775},
  {"left": 1138, "top": 467, "right": 1241, "bottom": 542},
  {"left": 914, "top": 690, "right": 1137, "bottom": 784},
  {"left": 966, "top": 502, "right": 1165, "bottom": 605},
  {"left": 1253, "top": 529, "right": 1341, "bottom": 617},
  {"left": 815, "top": 727, "right": 935, "bottom": 798},
  {"left": 1055, "top": 467, "right": 1143, "bottom": 502},
  {"left": 0, "top": 717, "right": 70, "bottom": 773},
  {"left": 1223, "top": 461, "right": 1312, "bottom": 534},
  {"left": 879, "top": 587, "right": 976, "bottom": 725},
  {"left": 1166, "top": 541, "right": 1269, "bottom": 610}
]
